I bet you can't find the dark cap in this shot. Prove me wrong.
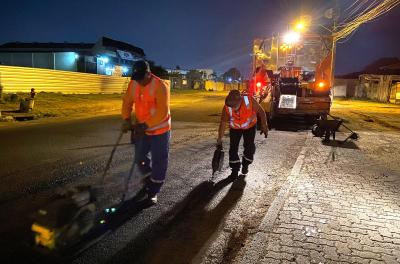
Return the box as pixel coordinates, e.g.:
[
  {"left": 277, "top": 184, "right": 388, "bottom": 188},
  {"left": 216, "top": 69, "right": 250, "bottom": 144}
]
[
  {"left": 131, "top": 60, "right": 150, "bottom": 81},
  {"left": 225, "top": 90, "right": 241, "bottom": 107}
]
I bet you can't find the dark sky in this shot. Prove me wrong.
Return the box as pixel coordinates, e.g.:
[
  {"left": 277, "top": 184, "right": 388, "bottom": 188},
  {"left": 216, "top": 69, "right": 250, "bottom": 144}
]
[{"left": 1, "top": 0, "right": 399, "bottom": 77}]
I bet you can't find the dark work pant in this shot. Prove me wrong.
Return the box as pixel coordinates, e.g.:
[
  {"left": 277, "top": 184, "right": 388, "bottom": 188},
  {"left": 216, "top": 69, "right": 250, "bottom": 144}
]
[
  {"left": 229, "top": 125, "right": 256, "bottom": 172},
  {"left": 135, "top": 131, "right": 171, "bottom": 195}
]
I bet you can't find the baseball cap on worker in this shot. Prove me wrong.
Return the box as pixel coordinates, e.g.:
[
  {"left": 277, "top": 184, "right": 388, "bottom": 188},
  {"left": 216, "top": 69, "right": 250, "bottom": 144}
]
[
  {"left": 131, "top": 60, "right": 150, "bottom": 81},
  {"left": 225, "top": 90, "right": 242, "bottom": 108}
]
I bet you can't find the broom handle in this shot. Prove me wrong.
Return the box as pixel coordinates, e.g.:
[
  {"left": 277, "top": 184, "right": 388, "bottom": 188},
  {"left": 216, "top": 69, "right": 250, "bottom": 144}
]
[
  {"left": 100, "top": 131, "right": 124, "bottom": 186},
  {"left": 121, "top": 139, "right": 136, "bottom": 202}
]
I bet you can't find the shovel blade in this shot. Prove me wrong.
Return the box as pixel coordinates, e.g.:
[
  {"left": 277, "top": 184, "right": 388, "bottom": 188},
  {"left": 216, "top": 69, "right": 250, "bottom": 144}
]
[{"left": 211, "top": 146, "right": 224, "bottom": 175}]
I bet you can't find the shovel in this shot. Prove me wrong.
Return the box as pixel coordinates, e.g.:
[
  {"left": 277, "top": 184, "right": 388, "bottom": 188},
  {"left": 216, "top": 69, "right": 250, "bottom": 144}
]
[{"left": 211, "top": 144, "right": 225, "bottom": 181}]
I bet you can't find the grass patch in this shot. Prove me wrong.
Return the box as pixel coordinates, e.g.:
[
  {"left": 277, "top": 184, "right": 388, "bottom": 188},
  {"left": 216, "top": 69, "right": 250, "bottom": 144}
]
[
  {"left": 0, "top": 90, "right": 228, "bottom": 123},
  {"left": 331, "top": 98, "right": 400, "bottom": 131}
]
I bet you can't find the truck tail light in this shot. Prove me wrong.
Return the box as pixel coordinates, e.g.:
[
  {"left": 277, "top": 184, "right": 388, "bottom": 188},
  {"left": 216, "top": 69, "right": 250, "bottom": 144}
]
[{"left": 317, "top": 81, "right": 325, "bottom": 89}]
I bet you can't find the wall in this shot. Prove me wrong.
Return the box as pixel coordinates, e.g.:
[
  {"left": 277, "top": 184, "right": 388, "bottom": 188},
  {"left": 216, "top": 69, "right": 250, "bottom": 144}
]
[
  {"left": 355, "top": 74, "right": 400, "bottom": 103},
  {"left": 389, "top": 82, "right": 400, "bottom": 104},
  {"left": 0, "top": 65, "right": 130, "bottom": 94},
  {"left": 205, "top": 80, "right": 224, "bottom": 91},
  {"left": 169, "top": 76, "right": 189, "bottom": 89},
  {"left": 204, "top": 81, "right": 247, "bottom": 92},
  {"left": 0, "top": 52, "right": 78, "bottom": 72},
  {"left": 333, "top": 78, "right": 358, "bottom": 97}
]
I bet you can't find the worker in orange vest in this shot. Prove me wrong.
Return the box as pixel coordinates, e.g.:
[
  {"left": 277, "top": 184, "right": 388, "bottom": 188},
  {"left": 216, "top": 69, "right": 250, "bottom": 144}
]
[
  {"left": 217, "top": 90, "right": 268, "bottom": 179},
  {"left": 121, "top": 60, "right": 171, "bottom": 204},
  {"left": 249, "top": 66, "right": 270, "bottom": 98}
]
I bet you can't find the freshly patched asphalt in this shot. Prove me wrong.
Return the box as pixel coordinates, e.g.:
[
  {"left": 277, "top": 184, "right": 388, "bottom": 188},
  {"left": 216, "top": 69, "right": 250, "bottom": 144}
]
[
  {"left": 3, "top": 113, "right": 399, "bottom": 264},
  {"left": 0, "top": 115, "right": 310, "bottom": 263}
]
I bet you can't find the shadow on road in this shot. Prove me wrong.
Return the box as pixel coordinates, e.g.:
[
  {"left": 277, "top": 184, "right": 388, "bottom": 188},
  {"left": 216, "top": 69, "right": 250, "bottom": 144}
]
[
  {"left": 321, "top": 139, "right": 360, "bottom": 150},
  {"left": 108, "top": 175, "right": 246, "bottom": 264},
  {"left": 0, "top": 187, "right": 158, "bottom": 264},
  {"left": 67, "top": 143, "right": 132, "bottom": 150},
  {"left": 0, "top": 175, "right": 245, "bottom": 264},
  {"left": 270, "top": 116, "right": 314, "bottom": 132}
]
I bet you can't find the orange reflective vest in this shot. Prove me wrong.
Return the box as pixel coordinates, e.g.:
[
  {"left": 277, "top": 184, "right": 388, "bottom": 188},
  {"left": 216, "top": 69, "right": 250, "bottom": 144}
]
[
  {"left": 122, "top": 74, "right": 171, "bottom": 136},
  {"left": 225, "top": 95, "right": 257, "bottom": 129}
]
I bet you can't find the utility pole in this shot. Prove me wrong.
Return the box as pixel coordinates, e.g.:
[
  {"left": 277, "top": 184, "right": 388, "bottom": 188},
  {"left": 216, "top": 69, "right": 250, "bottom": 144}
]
[
  {"left": 330, "top": 0, "right": 339, "bottom": 90},
  {"left": 276, "top": 33, "right": 279, "bottom": 71}
]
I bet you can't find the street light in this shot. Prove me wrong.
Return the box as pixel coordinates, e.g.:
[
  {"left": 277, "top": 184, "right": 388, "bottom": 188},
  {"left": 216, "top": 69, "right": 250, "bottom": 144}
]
[
  {"left": 293, "top": 15, "right": 311, "bottom": 32},
  {"left": 283, "top": 31, "right": 300, "bottom": 45},
  {"left": 295, "top": 22, "right": 305, "bottom": 32}
]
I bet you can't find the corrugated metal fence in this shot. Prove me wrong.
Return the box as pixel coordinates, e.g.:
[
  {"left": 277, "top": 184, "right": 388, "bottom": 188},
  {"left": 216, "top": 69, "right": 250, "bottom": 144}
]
[
  {"left": 0, "top": 65, "right": 130, "bottom": 94},
  {"left": 204, "top": 80, "right": 247, "bottom": 92}
]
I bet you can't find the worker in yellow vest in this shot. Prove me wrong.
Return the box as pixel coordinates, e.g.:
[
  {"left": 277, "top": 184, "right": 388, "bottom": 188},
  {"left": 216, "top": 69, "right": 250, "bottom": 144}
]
[
  {"left": 217, "top": 90, "right": 268, "bottom": 179},
  {"left": 121, "top": 60, "right": 171, "bottom": 204}
]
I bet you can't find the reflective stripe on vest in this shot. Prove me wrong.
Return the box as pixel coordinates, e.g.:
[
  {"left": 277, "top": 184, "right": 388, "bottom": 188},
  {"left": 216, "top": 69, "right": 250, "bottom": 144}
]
[
  {"left": 227, "top": 96, "right": 256, "bottom": 129},
  {"left": 149, "top": 79, "right": 157, "bottom": 116},
  {"left": 134, "top": 77, "right": 171, "bottom": 134},
  {"left": 146, "top": 115, "right": 171, "bottom": 132},
  {"left": 243, "top": 96, "right": 250, "bottom": 108}
]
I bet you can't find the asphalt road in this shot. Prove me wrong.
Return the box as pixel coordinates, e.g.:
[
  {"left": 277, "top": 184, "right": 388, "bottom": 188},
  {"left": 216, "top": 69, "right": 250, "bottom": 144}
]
[{"left": 0, "top": 115, "right": 311, "bottom": 264}]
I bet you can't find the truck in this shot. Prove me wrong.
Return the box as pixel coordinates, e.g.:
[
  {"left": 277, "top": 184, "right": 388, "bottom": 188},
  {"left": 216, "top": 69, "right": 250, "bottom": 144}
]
[{"left": 252, "top": 31, "right": 333, "bottom": 123}]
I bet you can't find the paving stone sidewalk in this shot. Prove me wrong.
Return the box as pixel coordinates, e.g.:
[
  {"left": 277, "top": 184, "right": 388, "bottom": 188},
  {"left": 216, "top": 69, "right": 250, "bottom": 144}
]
[{"left": 240, "top": 131, "right": 400, "bottom": 264}]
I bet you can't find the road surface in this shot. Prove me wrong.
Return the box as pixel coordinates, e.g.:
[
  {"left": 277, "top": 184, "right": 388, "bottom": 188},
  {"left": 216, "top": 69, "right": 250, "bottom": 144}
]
[{"left": 0, "top": 107, "right": 399, "bottom": 263}]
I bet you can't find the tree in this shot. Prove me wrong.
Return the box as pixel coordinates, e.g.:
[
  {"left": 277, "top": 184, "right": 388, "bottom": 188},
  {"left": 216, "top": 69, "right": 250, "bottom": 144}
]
[
  {"left": 186, "top": 69, "right": 203, "bottom": 80},
  {"left": 175, "top": 65, "right": 181, "bottom": 70},
  {"left": 223, "top": 68, "right": 241, "bottom": 82},
  {"left": 186, "top": 69, "right": 203, "bottom": 89},
  {"left": 148, "top": 60, "right": 168, "bottom": 79}
]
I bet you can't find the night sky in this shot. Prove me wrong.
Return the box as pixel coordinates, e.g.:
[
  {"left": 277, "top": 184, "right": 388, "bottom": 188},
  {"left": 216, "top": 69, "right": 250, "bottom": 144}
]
[{"left": 1, "top": 0, "right": 399, "bottom": 77}]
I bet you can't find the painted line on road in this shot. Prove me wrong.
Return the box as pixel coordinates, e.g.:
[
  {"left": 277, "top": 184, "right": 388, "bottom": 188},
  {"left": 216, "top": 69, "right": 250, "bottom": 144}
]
[{"left": 237, "top": 134, "right": 310, "bottom": 264}]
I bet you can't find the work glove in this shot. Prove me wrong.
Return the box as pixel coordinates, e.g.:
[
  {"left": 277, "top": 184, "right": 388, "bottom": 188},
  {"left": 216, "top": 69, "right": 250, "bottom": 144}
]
[
  {"left": 121, "top": 120, "right": 133, "bottom": 133},
  {"left": 260, "top": 126, "right": 269, "bottom": 138},
  {"left": 133, "top": 123, "right": 148, "bottom": 138}
]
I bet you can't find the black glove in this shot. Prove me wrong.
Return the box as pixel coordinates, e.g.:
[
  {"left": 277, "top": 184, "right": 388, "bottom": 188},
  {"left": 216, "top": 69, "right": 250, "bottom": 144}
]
[
  {"left": 121, "top": 120, "right": 133, "bottom": 133},
  {"left": 260, "top": 127, "right": 269, "bottom": 138},
  {"left": 133, "top": 123, "right": 148, "bottom": 138}
]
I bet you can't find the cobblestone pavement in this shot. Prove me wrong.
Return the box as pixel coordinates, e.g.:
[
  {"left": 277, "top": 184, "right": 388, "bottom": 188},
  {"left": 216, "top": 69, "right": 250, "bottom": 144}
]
[{"left": 237, "top": 131, "right": 400, "bottom": 264}]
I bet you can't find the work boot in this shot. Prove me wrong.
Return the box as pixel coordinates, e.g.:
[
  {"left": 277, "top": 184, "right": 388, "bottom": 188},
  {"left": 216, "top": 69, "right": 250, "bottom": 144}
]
[
  {"left": 148, "top": 193, "right": 158, "bottom": 204},
  {"left": 241, "top": 164, "right": 249, "bottom": 175},
  {"left": 228, "top": 170, "right": 239, "bottom": 181}
]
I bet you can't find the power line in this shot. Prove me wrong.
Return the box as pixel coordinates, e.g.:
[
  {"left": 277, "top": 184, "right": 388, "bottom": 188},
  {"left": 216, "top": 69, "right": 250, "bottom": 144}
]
[{"left": 334, "top": 0, "right": 400, "bottom": 41}]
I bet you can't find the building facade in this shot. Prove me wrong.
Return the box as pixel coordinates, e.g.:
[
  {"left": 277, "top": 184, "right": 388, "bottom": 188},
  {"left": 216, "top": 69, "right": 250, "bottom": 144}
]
[{"left": 0, "top": 37, "right": 145, "bottom": 76}]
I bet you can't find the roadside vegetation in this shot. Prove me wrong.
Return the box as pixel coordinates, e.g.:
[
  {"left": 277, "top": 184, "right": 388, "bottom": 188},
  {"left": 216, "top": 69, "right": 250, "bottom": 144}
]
[
  {"left": 331, "top": 98, "right": 400, "bottom": 131},
  {"left": 1, "top": 91, "right": 399, "bottom": 131},
  {"left": 0, "top": 90, "right": 227, "bottom": 124}
]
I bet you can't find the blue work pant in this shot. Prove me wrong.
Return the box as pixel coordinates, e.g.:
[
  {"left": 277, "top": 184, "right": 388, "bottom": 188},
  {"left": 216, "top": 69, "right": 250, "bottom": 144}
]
[{"left": 135, "top": 131, "right": 170, "bottom": 195}]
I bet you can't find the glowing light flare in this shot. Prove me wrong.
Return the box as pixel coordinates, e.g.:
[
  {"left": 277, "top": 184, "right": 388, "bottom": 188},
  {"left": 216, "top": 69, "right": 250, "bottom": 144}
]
[
  {"left": 99, "top": 57, "right": 109, "bottom": 63},
  {"left": 295, "top": 22, "right": 305, "bottom": 31},
  {"left": 317, "top": 81, "right": 326, "bottom": 89},
  {"left": 283, "top": 31, "right": 301, "bottom": 45},
  {"left": 256, "top": 82, "right": 262, "bottom": 88}
]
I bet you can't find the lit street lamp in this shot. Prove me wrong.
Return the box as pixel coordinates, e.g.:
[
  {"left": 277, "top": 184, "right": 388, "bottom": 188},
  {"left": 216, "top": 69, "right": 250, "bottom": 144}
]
[{"left": 282, "top": 31, "right": 300, "bottom": 45}]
